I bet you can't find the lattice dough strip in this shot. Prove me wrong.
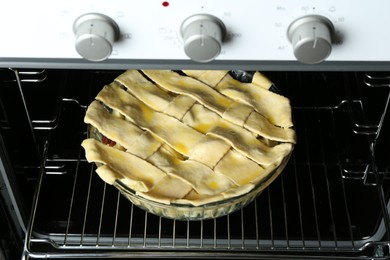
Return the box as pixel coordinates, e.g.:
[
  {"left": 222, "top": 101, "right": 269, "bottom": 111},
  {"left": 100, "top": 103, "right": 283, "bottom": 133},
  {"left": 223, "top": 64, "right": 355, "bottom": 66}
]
[
  {"left": 183, "top": 103, "right": 292, "bottom": 166},
  {"left": 85, "top": 101, "right": 142, "bottom": 147},
  {"left": 147, "top": 144, "right": 237, "bottom": 196},
  {"left": 85, "top": 98, "right": 239, "bottom": 192},
  {"left": 87, "top": 103, "right": 260, "bottom": 195},
  {"left": 182, "top": 70, "right": 229, "bottom": 87},
  {"left": 116, "top": 71, "right": 227, "bottom": 161},
  {"left": 174, "top": 189, "right": 226, "bottom": 206},
  {"left": 179, "top": 71, "right": 295, "bottom": 143},
  {"left": 94, "top": 163, "right": 194, "bottom": 205},
  {"left": 213, "top": 149, "right": 264, "bottom": 186},
  {"left": 252, "top": 71, "right": 273, "bottom": 89},
  {"left": 95, "top": 82, "right": 261, "bottom": 171},
  {"left": 216, "top": 73, "right": 293, "bottom": 128},
  {"left": 142, "top": 70, "right": 236, "bottom": 120},
  {"left": 185, "top": 70, "right": 296, "bottom": 143},
  {"left": 84, "top": 104, "right": 231, "bottom": 203},
  {"left": 176, "top": 179, "right": 259, "bottom": 206},
  {"left": 96, "top": 83, "right": 206, "bottom": 156},
  {"left": 136, "top": 174, "right": 194, "bottom": 205},
  {"left": 85, "top": 100, "right": 163, "bottom": 160},
  {"left": 188, "top": 137, "right": 231, "bottom": 168},
  {"left": 115, "top": 70, "right": 175, "bottom": 112},
  {"left": 116, "top": 70, "right": 197, "bottom": 122},
  {"left": 99, "top": 74, "right": 290, "bottom": 167},
  {"left": 96, "top": 165, "right": 149, "bottom": 192},
  {"left": 88, "top": 87, "right": 244, "bottom": 196},
  {"left": 244, "top": 112, "right": 296, "bottom": 144},
  {"left": 83, "top": 137, "right": 237, "bottom": 202},
  {"left": 133, "top": 71, "right": 293, "bottom": 146},
  {"left": 84, "top": 98, "right": 267, "bottom": 200},
  {"left": 142, "top": 70, "right": 295, "bottom": 143},
  {"left": 163, "top": 95, "right": 196, "bottom": 120},
  {"left": 116, "top": 70, "right": 294, "bottom": 144},
  {"left": 82, "top": 139, "right": 166, "bottom": 191}
]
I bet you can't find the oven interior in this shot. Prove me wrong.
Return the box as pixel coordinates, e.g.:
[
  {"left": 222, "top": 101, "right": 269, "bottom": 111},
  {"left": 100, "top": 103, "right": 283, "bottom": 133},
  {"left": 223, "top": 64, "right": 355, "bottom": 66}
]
[{"left": 1, "top": 69, "right": 390, "bottom": 259}]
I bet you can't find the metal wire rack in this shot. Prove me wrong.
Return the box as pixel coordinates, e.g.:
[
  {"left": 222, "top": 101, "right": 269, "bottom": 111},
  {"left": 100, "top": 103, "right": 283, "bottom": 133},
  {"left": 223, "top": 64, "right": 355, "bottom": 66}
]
[{"left": 17, "top": 70, "right": 390, "bottom": 259}]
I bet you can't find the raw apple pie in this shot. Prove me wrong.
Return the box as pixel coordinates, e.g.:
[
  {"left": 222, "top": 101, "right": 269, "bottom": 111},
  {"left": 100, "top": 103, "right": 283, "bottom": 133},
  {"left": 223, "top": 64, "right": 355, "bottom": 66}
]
[{"left": 82, "top": 70, "right": 296, "bottom": 220}]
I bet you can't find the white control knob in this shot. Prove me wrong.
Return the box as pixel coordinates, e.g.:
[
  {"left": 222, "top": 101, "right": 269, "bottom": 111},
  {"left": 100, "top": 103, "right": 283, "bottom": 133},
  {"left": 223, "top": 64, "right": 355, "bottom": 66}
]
[
  {"left": 180, "top": 14, "right": 226, "bottom": 63},
  {"left": 287, "top": 15, "right": 334, "bottom": 64},
  {"left": 73, "top": 13, "right": 120, "bottom": 62}
]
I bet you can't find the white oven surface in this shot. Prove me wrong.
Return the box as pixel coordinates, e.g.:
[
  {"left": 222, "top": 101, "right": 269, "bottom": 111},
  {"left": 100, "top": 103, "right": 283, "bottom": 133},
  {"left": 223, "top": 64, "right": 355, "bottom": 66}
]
[{"left": 1, "top": 0, "right": 390, "bottom": 68}]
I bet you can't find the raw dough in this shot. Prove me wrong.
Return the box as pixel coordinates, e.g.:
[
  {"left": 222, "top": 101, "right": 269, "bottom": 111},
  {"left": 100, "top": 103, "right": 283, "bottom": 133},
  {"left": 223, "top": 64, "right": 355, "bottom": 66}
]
[{"left": 82, "top": 70, "right": 295, "bottom": 207}]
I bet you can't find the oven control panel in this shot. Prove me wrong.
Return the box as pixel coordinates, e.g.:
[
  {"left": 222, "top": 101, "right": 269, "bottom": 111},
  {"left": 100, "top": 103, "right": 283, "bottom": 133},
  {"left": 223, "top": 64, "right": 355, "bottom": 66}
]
[{"left": 1, "top": 0, "right": 390, "bottom": 69}]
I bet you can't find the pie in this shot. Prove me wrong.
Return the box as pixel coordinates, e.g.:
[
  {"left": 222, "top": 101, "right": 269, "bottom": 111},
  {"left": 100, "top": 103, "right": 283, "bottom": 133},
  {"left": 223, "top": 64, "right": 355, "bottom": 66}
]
[{"left": 82, "top": 70, "right": 296, "bottom": 219}]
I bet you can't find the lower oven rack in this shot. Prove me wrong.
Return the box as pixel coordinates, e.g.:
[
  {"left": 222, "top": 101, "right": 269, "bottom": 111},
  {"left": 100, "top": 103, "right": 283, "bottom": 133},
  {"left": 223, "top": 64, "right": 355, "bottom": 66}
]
[{"left": 20, "top": 71, "right": 390, "bottom": 259}]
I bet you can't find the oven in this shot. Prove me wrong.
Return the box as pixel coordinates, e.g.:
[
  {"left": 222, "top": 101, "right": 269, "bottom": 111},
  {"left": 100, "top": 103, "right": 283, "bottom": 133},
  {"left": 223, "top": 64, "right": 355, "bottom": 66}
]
[{"left": 1, "top": 0, "right": 390, "bottom": 259}]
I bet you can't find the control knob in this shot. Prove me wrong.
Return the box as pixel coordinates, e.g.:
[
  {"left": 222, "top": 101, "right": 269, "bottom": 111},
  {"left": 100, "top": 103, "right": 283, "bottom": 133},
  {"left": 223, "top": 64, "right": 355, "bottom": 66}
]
[
  {"left": 287, "top": 15, "right": 334, "bottom": 64},
  {"left": 73, "top": 13, "right": 120, "bottom": 62},
  {"left": 180, "top": 14, "right": 226, "bottom": 63}
]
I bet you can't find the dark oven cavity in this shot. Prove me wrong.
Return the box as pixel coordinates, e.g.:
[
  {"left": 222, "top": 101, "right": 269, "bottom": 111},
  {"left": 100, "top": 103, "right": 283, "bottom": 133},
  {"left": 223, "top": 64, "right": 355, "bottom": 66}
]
[{"left": 0, "top": 69, "right": 389, "bottom": 259}]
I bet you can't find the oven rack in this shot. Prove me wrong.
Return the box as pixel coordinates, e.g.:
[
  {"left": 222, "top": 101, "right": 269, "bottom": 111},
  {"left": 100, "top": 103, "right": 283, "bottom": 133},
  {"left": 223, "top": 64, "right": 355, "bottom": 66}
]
[{"left": 20, "top": 71, "right": 390, "bottom": 259}]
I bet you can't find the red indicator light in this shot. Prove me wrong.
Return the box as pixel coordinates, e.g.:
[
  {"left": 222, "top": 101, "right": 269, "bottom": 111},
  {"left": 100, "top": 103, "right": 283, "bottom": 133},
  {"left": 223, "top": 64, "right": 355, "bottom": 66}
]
[{"left": 162, "top": 1, "right": 169, "bottom": 7}]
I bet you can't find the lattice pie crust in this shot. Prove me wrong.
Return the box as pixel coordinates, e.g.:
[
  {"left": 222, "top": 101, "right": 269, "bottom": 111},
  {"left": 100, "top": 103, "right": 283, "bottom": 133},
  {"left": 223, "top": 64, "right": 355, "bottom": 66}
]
[{"left": 82, "top": 70, "right": 296, "bottom": 206}]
